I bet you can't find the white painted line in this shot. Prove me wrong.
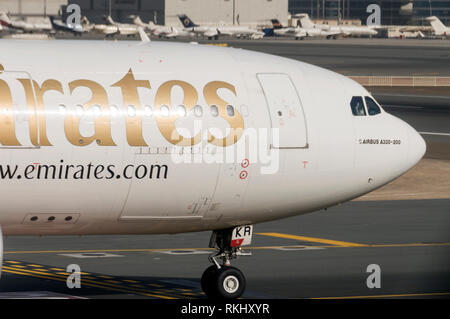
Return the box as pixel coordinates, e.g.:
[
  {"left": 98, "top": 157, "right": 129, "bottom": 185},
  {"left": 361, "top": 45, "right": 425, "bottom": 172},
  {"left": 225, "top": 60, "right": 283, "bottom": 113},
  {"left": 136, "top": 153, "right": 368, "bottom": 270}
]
[
  {"left": 383, "top": 105, "right": 424, "bottom": 109},
  {"left": 362, "top": 192, "right": 438, "bottom": 198},
  {"left": 271, "top": 245, "right": 325, "bottom": 251},
  {"left": 59, "top": 253, "right": 124, "bottom": 258},
  {"left": 0, "top": 291, "right": 86, "bottom": 299},
  {"left": 156, "top": 250, "right": 210, "bottom": 255},
  {"left": 419, "top": 132, "right": 450, "bottom": 136},
  {"left": 376, "top": 93, "right": 450, "bottom": 99}
]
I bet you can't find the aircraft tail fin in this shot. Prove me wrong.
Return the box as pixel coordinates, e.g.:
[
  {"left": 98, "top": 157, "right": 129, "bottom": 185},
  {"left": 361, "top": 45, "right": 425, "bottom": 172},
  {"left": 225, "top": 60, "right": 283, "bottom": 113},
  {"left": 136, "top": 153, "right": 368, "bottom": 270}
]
[
  {"left": 271, "top": 19, "right": 283, "bottom": 29},
  {"left": 296, "top": 13, "right": 315, "bottom": 29},
  {"left": 81, "top": 16, "right": 90, "bottom": 26},
  {"left": 132, "top": 16, "right": 145, "bottom": 27},
  {"left": 0, "top": 12, "right": 11, "bottom": 26},
  {"left": 148, "top": 21, "right": 157, "bottom": 31},
  {"left": 49, "top": 16, "right": 58, "bottom": 28},
  {"left": 138, "top": 27, "right": 150, "bottom": 43},
  {"left": 178, "top": 14, "right": 198, "bottom": 28},
  {"left": 106, "top": 15, "right": 116, "bottom": 25},
  {"left": 426, "top": 16, "right": 448, "bottom": 35}
]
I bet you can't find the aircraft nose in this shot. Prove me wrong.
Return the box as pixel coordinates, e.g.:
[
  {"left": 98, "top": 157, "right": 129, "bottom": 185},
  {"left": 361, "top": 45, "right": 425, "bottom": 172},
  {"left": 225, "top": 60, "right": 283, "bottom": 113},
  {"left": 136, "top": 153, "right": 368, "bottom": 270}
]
[{"left": 407, "top": 126, "right": 426, "bottom": 166}]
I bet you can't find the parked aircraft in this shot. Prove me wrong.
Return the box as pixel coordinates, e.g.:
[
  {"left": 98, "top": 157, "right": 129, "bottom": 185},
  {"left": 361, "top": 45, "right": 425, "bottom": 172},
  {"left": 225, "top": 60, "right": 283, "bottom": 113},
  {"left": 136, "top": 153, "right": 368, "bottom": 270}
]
[
  {"left": 426, "top": 16, "right": 450, "bottom": 38},
  {"left": 178, "top": 14, "right": 264, "bottom": 39},
  {"left": 49, "top": 16, "right": 83, "bottom": 36},
  {"left": 105, "top": 15, "right": 139, "bottom": 37},
  {"left": 296, "top": 13, "right": 378, "bottom": 37},
  {"left": 81, "top": 16, "right": 120, "bottom": 37},
  {"left": 0, "top": 12, "right": 51, "bottom": 33},
  {"left": 271, "top": 19, "right": 341, "bottom": 40},
  {"left": 130, "top": 15, "right": 193, "bottom": 38}
]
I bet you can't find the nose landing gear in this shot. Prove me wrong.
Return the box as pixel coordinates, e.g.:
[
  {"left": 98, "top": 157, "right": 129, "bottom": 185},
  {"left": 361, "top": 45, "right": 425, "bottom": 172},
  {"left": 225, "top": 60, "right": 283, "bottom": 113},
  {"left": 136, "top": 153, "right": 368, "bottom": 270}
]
[
  {"left": 201, "top": 227, "right": 252, "bottom": 299},
  {"left": 201, "top": 265, "right": 246, "bottom": 299}
]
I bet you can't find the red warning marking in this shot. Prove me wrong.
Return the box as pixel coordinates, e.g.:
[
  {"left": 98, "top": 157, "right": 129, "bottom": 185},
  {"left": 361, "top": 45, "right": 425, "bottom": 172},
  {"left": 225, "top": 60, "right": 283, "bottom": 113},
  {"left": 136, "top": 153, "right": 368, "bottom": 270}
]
[
  {"left": 241, "top": 159, "right": 249, "bottom": 168},
  {"left": 231, "top": 238, "right": 244, "bottom": 247},
  {"left": 239, "top": 170, "right": 248, "bottom": 180}
]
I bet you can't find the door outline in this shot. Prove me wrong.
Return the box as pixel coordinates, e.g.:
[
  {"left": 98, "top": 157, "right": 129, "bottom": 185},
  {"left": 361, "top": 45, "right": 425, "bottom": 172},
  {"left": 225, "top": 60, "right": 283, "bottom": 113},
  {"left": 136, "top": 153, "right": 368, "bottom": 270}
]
[
  {"left": 0, "top": 69, "right": 40, "bottom": 149},
  {"left": 257, "top": 72, "right": 309, "bottom": 149}
]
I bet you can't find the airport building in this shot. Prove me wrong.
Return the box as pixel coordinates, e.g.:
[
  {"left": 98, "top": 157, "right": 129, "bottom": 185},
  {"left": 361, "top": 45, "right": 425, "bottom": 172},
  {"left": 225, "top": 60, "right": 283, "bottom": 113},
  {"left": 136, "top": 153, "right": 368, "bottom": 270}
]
[
  {"left": 0, "top": 0, "right": 66, "bottom": 16},
  {"left": 1, "top": 0, "right": 288, "bottom": 27},
  {"left": 288, "top": 0, "right": 450, "bottom": 25},
  {"left": 2, "top": 0, "right": 448, "bottom": 27},
  {"left": 62, "top": 0, "right": 288, "bottom": 27},
  {"left": 164, "top": 0, "right": 288, "bottom": 27},
  {"left": 63, "top": 0, "right": 165, "bottom": 25}
]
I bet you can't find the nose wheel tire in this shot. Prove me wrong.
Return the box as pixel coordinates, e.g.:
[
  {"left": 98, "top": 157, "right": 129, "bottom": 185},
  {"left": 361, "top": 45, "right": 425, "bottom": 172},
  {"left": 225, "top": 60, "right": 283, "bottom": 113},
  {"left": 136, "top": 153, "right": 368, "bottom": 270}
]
[{"left": 201, "top": 266, "right": 246, "bottom": 299}]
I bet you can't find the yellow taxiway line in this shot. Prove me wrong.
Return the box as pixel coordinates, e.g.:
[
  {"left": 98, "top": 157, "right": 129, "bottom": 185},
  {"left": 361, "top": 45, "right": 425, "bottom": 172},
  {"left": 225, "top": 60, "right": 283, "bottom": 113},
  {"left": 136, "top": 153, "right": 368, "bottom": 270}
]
[
  {"left": 4, "top": 264, "right": 448, "bottom": 300},
  {"left": 1, "top": 265, "right": 177, "bottom": 299},
  {"left": 256, "top": 232, "right": 368, "bottom": 247}
]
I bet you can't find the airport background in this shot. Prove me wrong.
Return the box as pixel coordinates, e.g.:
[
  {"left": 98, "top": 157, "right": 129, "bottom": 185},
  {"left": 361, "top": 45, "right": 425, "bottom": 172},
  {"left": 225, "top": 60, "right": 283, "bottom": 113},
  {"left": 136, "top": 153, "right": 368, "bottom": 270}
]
[
  {"left": 0, "top": 0, "right": 449, "bottom": 27},
  {"left": 289, "top": 0, "right": 450, "bottom": 25}
]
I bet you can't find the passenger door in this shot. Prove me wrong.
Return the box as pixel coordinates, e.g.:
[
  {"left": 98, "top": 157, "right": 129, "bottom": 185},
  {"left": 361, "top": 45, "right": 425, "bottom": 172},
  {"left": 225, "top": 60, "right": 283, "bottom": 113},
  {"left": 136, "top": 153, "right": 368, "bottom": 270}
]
[{"left": 257, "top": 73, "right": 308, "bottom": 149}]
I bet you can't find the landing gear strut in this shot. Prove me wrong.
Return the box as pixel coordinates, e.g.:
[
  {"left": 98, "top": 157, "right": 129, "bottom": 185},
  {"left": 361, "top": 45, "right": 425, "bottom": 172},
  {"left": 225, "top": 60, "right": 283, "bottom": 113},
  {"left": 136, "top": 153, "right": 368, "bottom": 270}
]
[{"left": 201, "top": 228, "right": 251, "bottom": 299}]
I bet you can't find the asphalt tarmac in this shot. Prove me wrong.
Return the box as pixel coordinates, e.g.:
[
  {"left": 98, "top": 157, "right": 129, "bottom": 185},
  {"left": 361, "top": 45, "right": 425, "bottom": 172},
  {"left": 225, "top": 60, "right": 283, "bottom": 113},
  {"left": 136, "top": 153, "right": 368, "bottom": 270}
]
[
  {"left": 215, "top": 38, "right": 450, "bottom": 76},
  {"left": 1, "top": 199, "right": 449, "bottom": 299},
  {"left": 0, "top": 37, "right": 448, "bottom": 299},
  {"left": 373, "top": 89, "right": 450, "bottom": 160},
  {"left": 50, "top": 35, "right": 450, "bottom": 76}
]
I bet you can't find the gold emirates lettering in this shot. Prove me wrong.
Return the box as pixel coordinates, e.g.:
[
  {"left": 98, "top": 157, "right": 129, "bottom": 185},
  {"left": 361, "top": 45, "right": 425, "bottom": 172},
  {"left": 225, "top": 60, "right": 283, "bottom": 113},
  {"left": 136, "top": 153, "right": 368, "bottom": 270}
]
[{"left": 0, "top": 67, "right": 244, "bottom": 147}]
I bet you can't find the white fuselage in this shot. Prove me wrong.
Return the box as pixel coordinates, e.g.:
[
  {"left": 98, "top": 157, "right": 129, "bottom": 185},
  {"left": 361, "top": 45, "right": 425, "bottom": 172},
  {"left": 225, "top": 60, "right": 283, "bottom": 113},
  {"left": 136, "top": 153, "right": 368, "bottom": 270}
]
[
  {"left": 1, "top": 18, "right": 51, "bottom": 33},
  {"left": 426, "top": 16, "right": 450, "bottom": 37},
  {"left": 91, "top": 24, "right": 120, "bottom": 36},
  {"left": 105, "top": 17, "right": 139, "bottom": 36},
  {"left": 184, "top": 25, "right": 263, "bottom": 38},
  {"left": 296, "top": 14, "right": 377, "bottom": 37},
  {"left": 216, "top": 26, "right": 263, "bottom": 37},
  {"left": 152, "top": 25, "right": 192, "bottom": 38},
  {"left": 114, "top": 24, "right": 139, "bottom": 36},
  {"left": 340, "top": 25, "right": 378, "bottom": 36},
  {"left": 274, "top": 27, "right": 339, "bottom": 39},
  {"left": 319, "top": 24, "right": 377, "bottom": 36},
  {"left": 0, "top": 40, "right": 424, "bottom": 236}
]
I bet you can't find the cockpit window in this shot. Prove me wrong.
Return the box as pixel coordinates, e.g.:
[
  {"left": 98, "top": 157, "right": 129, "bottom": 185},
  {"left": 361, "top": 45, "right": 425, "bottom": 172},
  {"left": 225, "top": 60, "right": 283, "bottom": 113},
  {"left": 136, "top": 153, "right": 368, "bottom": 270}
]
[
  {"left": 350, "top": 96, "right": 366, "bottom": 116},
  {"left": 365, "top": 97, "right": 382, "bottom": 116}
]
